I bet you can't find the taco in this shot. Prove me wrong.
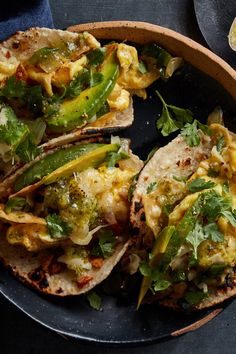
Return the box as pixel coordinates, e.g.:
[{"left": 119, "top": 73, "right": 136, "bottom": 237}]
[
  {"left": 0, "top": 137, "right": 143, "bottom": 295},
  {"left": 130, "top": 123, "right": 236, "bottom": 310},
  {"left": 0, "top": 27, "right": 165, "bottom": 181}
]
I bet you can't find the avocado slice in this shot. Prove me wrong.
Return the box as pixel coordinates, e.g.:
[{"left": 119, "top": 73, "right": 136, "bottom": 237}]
[
  {"left": 42, "top": 143, "right": 119, "bottom": 185},
  {"left": 14, "top": 144, "right": 119, "bottom": 192},
  {"left": 46, "top": 50, "right": 119, "bottom": 133},
  {"left": 137, "top": 226, "right": 175, "bottom": 308}
]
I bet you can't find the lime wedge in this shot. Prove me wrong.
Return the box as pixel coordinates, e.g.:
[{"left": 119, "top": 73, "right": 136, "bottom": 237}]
[{"left": 228, "top": 17, "right": 236, "bottom": 51}]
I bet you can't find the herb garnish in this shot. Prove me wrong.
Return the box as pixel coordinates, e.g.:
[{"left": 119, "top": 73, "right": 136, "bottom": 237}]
[
  {"left": 187, "top": 178, "right": 215, "bottom": 193},
  {"left": 105, "top": 150, "right": 129, "bottom": 168},
  {"left": 139, "top": 262, "right": 171, "bottom": 292},
  {"left": 180, "top": 120, "right": 211, "bottom": 147},
  {"left": 5, "top": 197, "right": 28, "bottom": 213},
  {"left": 91, "top": 229, "right": 116, "bottom": 259},
  {"left": 87, "top": 47, "right": 106, "bottom": 67},
  {"left": 86, "top": 291, "right": 102, "bottom": 311},
  {"left": 46, "top": 214, "right": 72, "bottom": 238},
  {"left": 147, "top": 182, "right": 157, "bottom": 194},
  {"left": 156, "top": 90, "right": 193, "bottom": 136},
  {"left": 216, "top": 136, "right": 225, "bottom": 153},
  {"left": 207, "top": 168, "right": 219, "bottom": 177}
]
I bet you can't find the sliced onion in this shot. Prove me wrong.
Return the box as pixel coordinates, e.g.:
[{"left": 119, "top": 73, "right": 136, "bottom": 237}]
[
  {"left": 165, "top": 57, "right": 183, "bottom": 78},
  {"left": 207, "top": 106, "right": 224, "bottom": 126}
]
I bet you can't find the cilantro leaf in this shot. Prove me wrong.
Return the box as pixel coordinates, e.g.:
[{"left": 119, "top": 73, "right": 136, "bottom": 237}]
[
  {"left": 207, "top": 168, "right": 219, "bottom": 177},
  {"left": 139, "top": 262, "right": 153, "bottom": 277},
  {"left": 98, "top": 230, "right": 116, "bottom": 258},
  {"left": 87, "top": 47, "right": 106, "bottom": 67},
  {"left": 141, "top": 43, "right": 172, "bottom": 67},
  {"left": 139, "top": 262, "right": 171, "bottom": 293},
  {"left": 128, "top": 174, "right": 138, "bottom": 202},
  {"left": 220, "top": 210, "right": 236, "bottom": 227},
  {"left": 46, "top": 214, "right": 72, "bottom": 239},
  {"left": 202, "top": 191, "right": 232, "bottom": 222},
  {"left": 216, "top": 136, "right": 225, "bottom": 153},
  {"left": 167, "top": 105, "right": 193, "bottom": 124},
  {"left": 153, "top": 279, "right": 171, "bottom": 292},
  {"left": 181, "top": 120, "right": 211, "bottom": 147},
  {"left": 181, "top": 120, "right": 200, "bottom": 147},
  {"left": 197, "top": 120, "right": 212, "bottom": 136},
  {"left": 0, "top": 77, "right": 27, "bottom": 99},
  {"left": 147, "top": 182, "right": 157, "bottom": 194},
  {"left": 86, "top": 291, "right": 102, "bottom": 311},
  {"left": 91, "top": 229, "right": 116, "bottom": 259},
  {"left": 203, "top": 223, "right": 224, "bottom": 242},
  {"left": 156, "top": 105, "right": 179, "bottom": 136},
  {"left": 222, "top": 181, "right": 229, "bottom": 194},
  {"left": 63, "top": 69, "right": 103, "bottom": 100},
  {"left": 187, "top": 178, "right": 215, "bottom": 193},
  {"left": 15, "top": 134, "right": 42, "bottom": 163},
  {"left": 0, "top": 104, "right": 29, "bottom": 153},
  {"left": 184, "top": 291, "right": 208, "bottom": 305},
  {"left": 63, "top": 69, "right": 90, "bottom": 98},
  {"left": 89, "top": 71, "right": 103, "bottom": 87},
  {"left": 105, "top": 150, "right": 129, "bottom": 168},
  {"left": 186, "top": 222, "right": 206, "bottom": 259},
  {"left": 156, "top": 90, "right": 194, "bottom": 137},
  {"left": 5, "top": 197, "right": 28, "bottom": 213}
]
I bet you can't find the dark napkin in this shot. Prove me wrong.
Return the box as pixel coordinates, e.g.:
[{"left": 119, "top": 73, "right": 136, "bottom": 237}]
[{"left": 0, "top": 0, "right": 54, "bottom": 41}]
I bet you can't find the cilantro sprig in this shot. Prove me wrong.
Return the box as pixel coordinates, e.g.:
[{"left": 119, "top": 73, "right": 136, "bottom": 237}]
[
  {"left": 91, "top": 229, "right": 116, "bottom": 259},
  {"left": 105, "top": 150, "right": 129, "bottom": 168},
  {"left": 139, "top": 262, "right": 171, "bottom": 293},
  {"left": 86, "top": 291, "right": 102, "bottom": 311},
  {"left": 187, "top": 178, "right": 215, "bottom": 193},
  {"left": 156, "top": 90, "right": 193, "bottom": 136},
  {"left": 5, "top": 197, "right": 29, "bottom": 214},
  {"left": 181, "top": 120, "right": 211, "bottom": 147},
  {"left": 46, "top": 214, "right": 72, "bottom": 239},
  {"left": 186, "top": 221, "right": 224, "bottom": 260}
]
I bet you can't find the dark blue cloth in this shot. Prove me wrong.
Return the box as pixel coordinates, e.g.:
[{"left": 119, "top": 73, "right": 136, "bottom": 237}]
[{"left": 0, "top": 0, "right": 54, "bottom": 41}]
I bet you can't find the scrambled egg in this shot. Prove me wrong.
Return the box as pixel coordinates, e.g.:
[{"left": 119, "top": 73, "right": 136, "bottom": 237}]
[
  {"left": 4, "top": 164, "right": 136, "bottom": 250},
  {"left": 170, "top": 125, "right": 236, "bottom": 269},
  {"left": 1, "top": 39, "right": 159, "bottom": 109}
]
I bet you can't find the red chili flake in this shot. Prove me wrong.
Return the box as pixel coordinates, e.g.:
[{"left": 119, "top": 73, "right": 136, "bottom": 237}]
[
  {"left": 90, "top": 258, "right": 104, "bottom": 269},
  {"left": 76, "top": 275, "right": 93, "bottom": 289}
]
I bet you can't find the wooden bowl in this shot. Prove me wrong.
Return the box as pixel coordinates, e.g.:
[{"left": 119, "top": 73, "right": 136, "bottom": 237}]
[{"left": 68, "top": 21, "right": 236, "bottom": 100}]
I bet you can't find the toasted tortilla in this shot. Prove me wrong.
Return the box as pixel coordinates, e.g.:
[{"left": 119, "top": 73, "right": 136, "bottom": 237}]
[
  {"left": 0, "top": 27, "right": 134, "bottom": 182},
  {"left": 0, "top": 235, "right": 129, "bottom": 296},
  {"left": 0, "top": 136, "right": 141, "bottom": 296},
  {"left": 0, "top": 135, "right": 132, "bottom": 201},
  {"left": 131, "top": 128, "right": 236, "bottom": 310},
  {"left": 158, "top": 278, "right": 236, "bottom": 310},
  {"left": 130, "top": 132, "right": 213, "bottom": 238}
]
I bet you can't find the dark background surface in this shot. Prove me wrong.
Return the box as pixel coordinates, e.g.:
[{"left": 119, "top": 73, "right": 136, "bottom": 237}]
[{"left": 1, "top": 0, "right": 236, "bottom": 353}]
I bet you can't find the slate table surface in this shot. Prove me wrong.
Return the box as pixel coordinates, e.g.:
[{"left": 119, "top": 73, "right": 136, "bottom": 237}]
[{"left": 1, "top": 1, "right": 236, "bottom": 353}]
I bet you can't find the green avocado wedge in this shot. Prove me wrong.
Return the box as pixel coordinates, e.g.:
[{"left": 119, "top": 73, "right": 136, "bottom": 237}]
[
  {"left": 137, "top": 226, "right": 175, "bottom": 308},
  {"left": 46, "top": 50, "right": 119, "bottom": 133},
  {"left": 42, "top": 143, "right": 119, "bottom": 185},
  {"left": 14, "top": 143, "right": 119, "bottom": 191}
]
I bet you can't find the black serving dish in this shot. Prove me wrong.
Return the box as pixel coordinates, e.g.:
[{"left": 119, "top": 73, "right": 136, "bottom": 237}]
[{"left": 0, "top": 31, "right": 236, "bottom": 346}]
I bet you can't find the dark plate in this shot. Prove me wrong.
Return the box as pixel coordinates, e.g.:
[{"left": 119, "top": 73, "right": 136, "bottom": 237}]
[
  {"left": 0, "top": 54, "right": 236, "bottom": 346},
  {"left": 193, "top": 0, "right": 236, "bottom": 68}
]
